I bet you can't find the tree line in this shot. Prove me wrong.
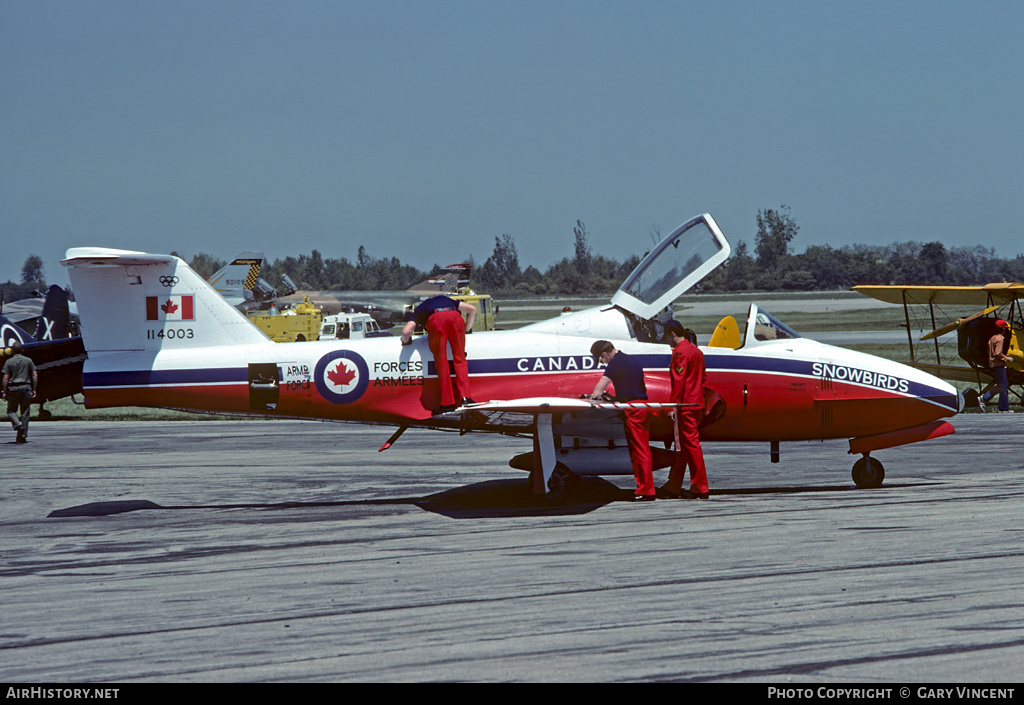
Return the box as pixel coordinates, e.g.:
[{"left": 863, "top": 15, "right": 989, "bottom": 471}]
[
  {"left": 701, "top": 207, "right": 1024, "bottom": 293},
  {"left": 4, "top": 208, "right": 1023, "bottom": 303}
]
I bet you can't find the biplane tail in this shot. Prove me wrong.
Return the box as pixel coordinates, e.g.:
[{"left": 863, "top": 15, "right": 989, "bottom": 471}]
[{"left": 33, "top": 284, "right": 75, "bottom": 341}]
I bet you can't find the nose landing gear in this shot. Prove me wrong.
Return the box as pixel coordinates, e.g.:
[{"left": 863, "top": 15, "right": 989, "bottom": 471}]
[{"left": 852, "top": 454, "right": 885, "bottom": 489}]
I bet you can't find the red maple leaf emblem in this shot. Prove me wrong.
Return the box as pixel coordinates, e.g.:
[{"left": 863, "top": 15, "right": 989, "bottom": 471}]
[
  {"left": 161, "top": 299, "right": 178, "bottom": 315},
  {"left": 327, "top": 361, "right": 356, "bottom": 388}
]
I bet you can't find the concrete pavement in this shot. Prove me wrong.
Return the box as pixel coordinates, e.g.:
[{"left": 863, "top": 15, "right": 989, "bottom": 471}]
[{"left": 1, "top": 414, "right": 1022, "bottom": 682}]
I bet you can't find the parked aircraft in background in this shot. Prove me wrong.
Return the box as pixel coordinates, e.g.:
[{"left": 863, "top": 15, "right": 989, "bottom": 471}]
[
  {"left": 207, "top": 252, "right": 272, "bottom": 311},
  {"left": 207, "top": 252, "right": 478, "bottom": 328},
  {"left": 854, "top": 283, "right": 1023, "bottom": 407},
  {"left": 272, "top": 263, "right": 474, "bottom": 326},
  {"left": 1, "top": 285, "right": 85, "bottom": 417},
  {"left": 208, "top": 253, "right": 495, "bottom": 336},
  {"left": 1, "top": 285, "right": 80, "bottom": 337},
  {"left": 63, "top": 214, "right": 961, "bottom": 495}
]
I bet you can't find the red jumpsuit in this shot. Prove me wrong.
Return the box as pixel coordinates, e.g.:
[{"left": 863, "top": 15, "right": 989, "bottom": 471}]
[
  {"left": 426, "top": 309, "right": 470, "bottom": 407},
  {"left": 600, "top": 351, "right": 653, "bottom": 497},
  {"left": 669, "top": 339, "right": 708, "bottom": 494},
  {"left": 623, "top": 407, "right": 654, "bottom": 496}
]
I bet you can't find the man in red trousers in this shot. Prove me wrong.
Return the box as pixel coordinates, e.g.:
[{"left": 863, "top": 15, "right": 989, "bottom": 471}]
[
  {"left": 401, "top": 295, "right": 477, "bottom": 414},
  {"left": 659, "top": 320, "right": 709, "bottom": 499},
  {"left": 589, "top": 340, "right": 655, "bottom": 501}
]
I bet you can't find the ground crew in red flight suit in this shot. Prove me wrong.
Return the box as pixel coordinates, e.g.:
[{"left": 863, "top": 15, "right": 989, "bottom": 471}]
[
  {"left": 401, "top": 295, "right": 477, "bottom": 414},
  {"left": 659, "top": 320, "right": 710, "bottom": 499},
  {"left": 589, "top": 340, "right": 655, "bottom": 501}
]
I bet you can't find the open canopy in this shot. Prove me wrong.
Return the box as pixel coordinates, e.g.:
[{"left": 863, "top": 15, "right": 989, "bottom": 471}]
[{"left": 610, "top": 213, "right": 731, "bottom": 320}]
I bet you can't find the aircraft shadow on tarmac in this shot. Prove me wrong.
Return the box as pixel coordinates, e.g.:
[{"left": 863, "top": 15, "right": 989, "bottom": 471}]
[
  {"left": 44, "top": 479, "right": 619, "bottom": 520},
  {"left": 46, "top": 479, "right": 942, "bottom": 520},
  {"left": 413, "top": 478, "right": 941, "bottom": 520},
  {"left": 415, "top": 477, "right": 620, "bottom": 518}
]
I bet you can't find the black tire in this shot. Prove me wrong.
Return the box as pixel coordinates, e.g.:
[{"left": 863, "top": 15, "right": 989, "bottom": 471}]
[
  {"left": 546, "top": 464, "right": 574, "bottom": 499},
  {"left": 852, "top": 456, "right": 885, "bottom": 489}
]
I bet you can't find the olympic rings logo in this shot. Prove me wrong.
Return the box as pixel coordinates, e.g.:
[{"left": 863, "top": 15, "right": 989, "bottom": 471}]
[{"left": 159, "top": 276, "right": 179, "bottom": 287}]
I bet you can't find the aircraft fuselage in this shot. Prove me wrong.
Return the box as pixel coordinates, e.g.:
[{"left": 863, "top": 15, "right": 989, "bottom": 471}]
[{"left": 79, "top": 326, "right": 960, "bottom": 446}]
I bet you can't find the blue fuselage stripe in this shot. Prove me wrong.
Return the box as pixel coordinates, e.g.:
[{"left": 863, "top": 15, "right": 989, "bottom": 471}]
[
  {"left": 84, "top": 353, "right": 958, "bottom": 410},
  {"left": 84, "top": 367, "right": 247, "bottom": 387}
]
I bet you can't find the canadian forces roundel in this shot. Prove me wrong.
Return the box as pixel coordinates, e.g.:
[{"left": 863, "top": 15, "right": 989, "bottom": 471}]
[{"left": 315, "top": 350, "right": 370, "bottom": 404}]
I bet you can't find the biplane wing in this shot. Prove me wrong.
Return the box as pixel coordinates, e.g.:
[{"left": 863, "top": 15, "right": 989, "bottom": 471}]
[
  {"left": 904, "top": 362, "right": 993, "bottom": 385},
  {"left": 853, "top": 283, "right": 1024, "bottom": 307}
]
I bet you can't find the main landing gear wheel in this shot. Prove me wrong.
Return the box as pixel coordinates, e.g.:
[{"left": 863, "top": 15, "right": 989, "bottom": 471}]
[
  {"left": 852, "top": 456, "right": 885, "bottom": 489},
  {"left": 546, "top": 464, "right": 576, "bottom": 499}
]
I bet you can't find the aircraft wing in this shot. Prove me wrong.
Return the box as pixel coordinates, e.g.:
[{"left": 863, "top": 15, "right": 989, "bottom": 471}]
[
  {"left": 903, "top": 361, "right": 993, "bottom": 384},
  {"left": 25, "top": 337, "right": 87, "bottom": 402},
  {"left": 431, "top": 397, "right": 701, "bottom": 493},
  {"left": 1, "top": 300, "right": 44, "bottom": 326},
  {"left": 854, "top": 283, "right": 1024, "bottom": 307},
  {"left": 456, "top": 397, "right": 694, "bottom": 413},
  {"left": 430, "top": 397, "right": 697, "bottom": 431}
]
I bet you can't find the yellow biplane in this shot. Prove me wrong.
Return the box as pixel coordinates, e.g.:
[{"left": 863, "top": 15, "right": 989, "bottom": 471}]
[{"left": 853, "top": 283, "right": 1023, "bottom": 408}]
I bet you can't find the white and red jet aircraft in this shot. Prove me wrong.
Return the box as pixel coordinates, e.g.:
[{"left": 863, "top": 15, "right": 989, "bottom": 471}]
[{"left": 63, "top": 214, "right": 962, "bottom": 495}]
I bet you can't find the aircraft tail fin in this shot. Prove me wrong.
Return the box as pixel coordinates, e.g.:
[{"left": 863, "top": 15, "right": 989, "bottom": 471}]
[
  {"left": 62, "top": 248, "right": 270, "bottom": 354},
  {"left": 207, "top": 252, "right": 264, "bottom": 308},
  {"left": 33, "top": 284, "right": 74, "bottom": 341}
]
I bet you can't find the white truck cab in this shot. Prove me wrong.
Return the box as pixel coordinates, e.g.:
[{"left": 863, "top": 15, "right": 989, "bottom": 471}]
[{"left": 318, "top": 312, "right": 390, "bottom": 341}]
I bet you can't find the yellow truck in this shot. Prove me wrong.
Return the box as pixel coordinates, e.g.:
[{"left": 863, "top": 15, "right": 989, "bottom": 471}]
[
  {"left": 455, "top": 292, "right": 497, "bottom": 332},
  {"left": 246, "top": 297, "right": 323, "bottom": 342},
  {"left": 248, "top": 291, "right": 496, "bottom": 342}
]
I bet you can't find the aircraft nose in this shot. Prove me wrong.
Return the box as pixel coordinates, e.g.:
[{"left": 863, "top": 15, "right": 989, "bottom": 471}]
[{"left": 917, "top": 378, "right": 962, "bottom": 418}]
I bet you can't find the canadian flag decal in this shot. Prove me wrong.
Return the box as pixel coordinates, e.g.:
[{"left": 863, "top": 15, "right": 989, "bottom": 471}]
[{"left": 146, "top": 295, "right": 195, "bottom": 321}]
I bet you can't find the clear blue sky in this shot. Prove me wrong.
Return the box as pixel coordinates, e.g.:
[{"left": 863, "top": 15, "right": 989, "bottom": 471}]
[{"left": 3, "top": 0, "right": 1022, "bottom": 287}]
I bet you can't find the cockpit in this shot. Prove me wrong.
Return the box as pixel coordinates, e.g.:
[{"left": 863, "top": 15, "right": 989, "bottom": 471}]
[
  {"left": 607, "top": 214, "right": 805, "bottom": 349},
  {"left": 528, "top": 214, "right": 810, "bottom": 349},
  {"left": 696, "top": 303, "right": 804, "bottom": 350},
  {"left": 747, "top": 305, "right": 801, "bottom": 344}
]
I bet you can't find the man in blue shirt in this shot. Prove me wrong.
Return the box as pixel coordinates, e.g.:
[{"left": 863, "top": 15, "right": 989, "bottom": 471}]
[{"left": 589, "top": 340, "right": 654, "bottom": 500}]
